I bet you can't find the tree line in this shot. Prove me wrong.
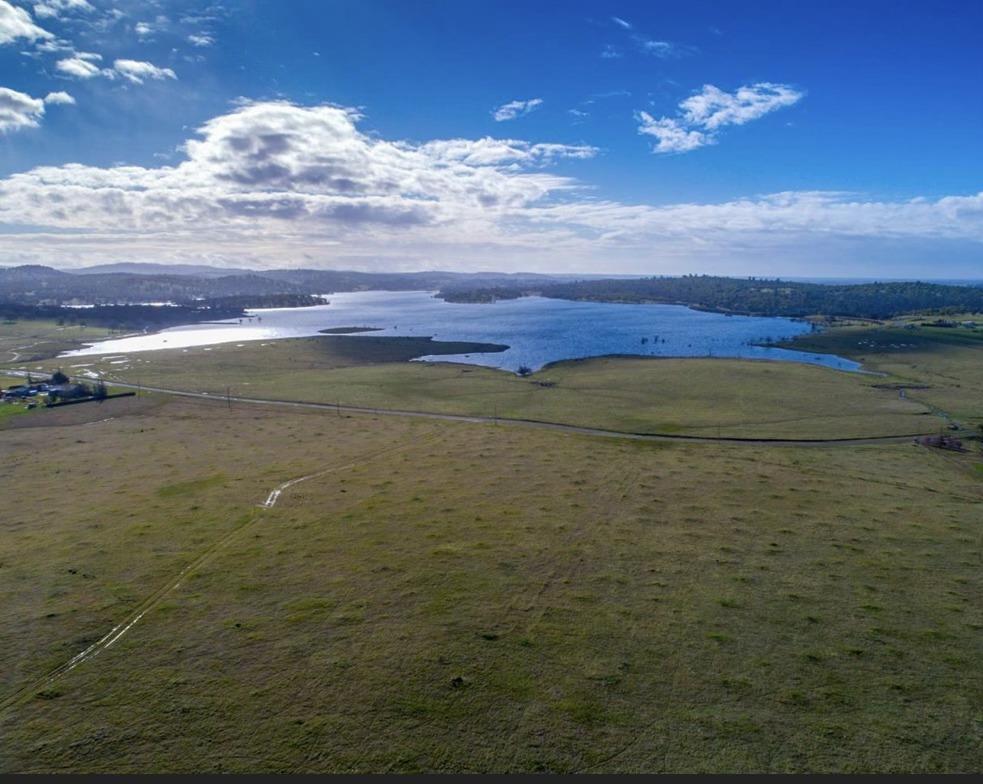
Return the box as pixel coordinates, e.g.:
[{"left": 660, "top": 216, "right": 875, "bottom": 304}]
[{"left": 439, "top": 276, "right": 983, "bottom": 319}]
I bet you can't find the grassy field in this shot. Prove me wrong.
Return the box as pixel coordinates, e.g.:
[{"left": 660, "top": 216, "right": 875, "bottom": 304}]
[
  {"left": 0, "top": 402, "right": 28, "bottom": 425},
  {"left": 1, "top": 374, "right": 37, "bottom": 425},
  {"left": 0, "top": 395, "right": 980, "bottom": 772},
  {"left": 778, "top": 323, "right": 983, "bottom": 428},
  {"left": 36, "top": 336, "right": 940, "bottom": 439}
]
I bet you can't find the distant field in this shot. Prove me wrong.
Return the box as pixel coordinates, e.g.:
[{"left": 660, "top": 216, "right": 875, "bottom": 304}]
[
  {"left": 42, "top": 336, "right": 939, "bottom": 440},
  {"left": 0, "top": 395, "right": 980, "bottom": 773},
  {"left": 0, "top": 320, "right": 112, "bottom": 364}
]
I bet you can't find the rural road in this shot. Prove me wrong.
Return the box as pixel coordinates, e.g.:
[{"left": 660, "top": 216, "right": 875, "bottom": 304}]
[
  {"left": 99, "top": 378, "right": 933, "bottom": 447},
  {"left": 3, "top": 370, "right": 936, "bottom": 446}
]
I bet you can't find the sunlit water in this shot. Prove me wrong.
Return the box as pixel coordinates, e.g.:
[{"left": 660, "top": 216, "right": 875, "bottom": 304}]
[{"left": 63, "top": 290, "right": 860, "bottom": 372}]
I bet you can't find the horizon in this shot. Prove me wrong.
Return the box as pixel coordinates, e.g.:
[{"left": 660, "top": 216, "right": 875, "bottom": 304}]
[
  {"left": 6, "top": 260, "right": 983, "bottom": 286},
  {"left": 1, "top": 0, "right": 981, "bottom": 276}
]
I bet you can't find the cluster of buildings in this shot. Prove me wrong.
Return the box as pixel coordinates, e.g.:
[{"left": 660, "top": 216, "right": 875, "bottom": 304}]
[{"left": 1, "top": 378, "right": 88, "bottom": 404}]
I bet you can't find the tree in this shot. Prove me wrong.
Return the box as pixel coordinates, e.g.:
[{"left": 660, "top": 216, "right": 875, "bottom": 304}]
[
  {"left": 516, "top": 365, "right": 533, "bottom": 377},
  {"left": 50, "top": 369, "right": 70, "bottom": 385}
]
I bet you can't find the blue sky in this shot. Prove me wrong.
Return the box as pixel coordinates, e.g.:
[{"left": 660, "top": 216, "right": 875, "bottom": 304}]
[{"left": 0, "top": 0, "right": 981, "bottom": 276}]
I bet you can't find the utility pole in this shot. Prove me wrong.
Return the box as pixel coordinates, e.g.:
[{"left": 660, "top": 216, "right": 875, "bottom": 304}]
[{"left": 226, "top": 386, "right": 232, "bottom": 410}]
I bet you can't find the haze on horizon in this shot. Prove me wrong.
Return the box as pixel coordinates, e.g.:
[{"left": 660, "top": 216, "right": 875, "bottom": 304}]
[{"left": 0, "top": 0, "right": 980, "bottom": 278}]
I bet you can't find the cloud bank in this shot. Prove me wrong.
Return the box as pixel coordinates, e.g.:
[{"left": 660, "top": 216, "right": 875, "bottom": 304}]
[{"left": 0, "top": 100, "right": 980, "bottom": 273}]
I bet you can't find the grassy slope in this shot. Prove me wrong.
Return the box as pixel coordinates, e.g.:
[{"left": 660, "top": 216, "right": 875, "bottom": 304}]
[
  {"left": 48, "top": 337, "right": 936, "bottom": 439},
  {"left": 0, "top": 397, "right": 432, "bottom": 701},
  {"left": 0, "top": 397, "right": 980, "bottom": 772}
]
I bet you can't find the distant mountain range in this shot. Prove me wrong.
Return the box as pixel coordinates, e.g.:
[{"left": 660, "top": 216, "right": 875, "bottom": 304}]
[{"left": 73, "top": 263, "right": 263, "bottom": 278}]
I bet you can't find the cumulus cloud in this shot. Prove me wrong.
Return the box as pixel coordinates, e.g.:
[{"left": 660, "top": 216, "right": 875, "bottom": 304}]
[
  {"left": 113, "top": 59, "right": 177, "bottom": 83},
  {"left": 0, "top": 101, "right": 587, "bottom": 233},
  {"left": 0, "top": 85, "right": 72, "bottom": 132},
  {"left": 188, "top": 33, "right": 214, "bottom": 47},
  {"left": 0, "top": 86, "right": 45, "bottom": 132},
  {"left": 492, "top": 98, "right": 543, "bottom": 122},
  {"left": 55, "top": 51, "right": 103, "bottom": 78},
  {"left": 638, "top": 82, "right": 804, "bottom": 153},
  {"left": 0, "top": 100, "right": 980, "bottom": 272},
  {"left": 43, "top": 89, "right": 74, "bottom": 104},
  {"left": 0, "top": 0, "right": 52, "bottom": 45}
]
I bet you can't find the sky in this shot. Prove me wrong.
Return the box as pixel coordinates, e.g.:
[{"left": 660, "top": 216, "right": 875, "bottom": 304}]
[{"left": 0, "top": 0, "right": 981, "bottom": 276}]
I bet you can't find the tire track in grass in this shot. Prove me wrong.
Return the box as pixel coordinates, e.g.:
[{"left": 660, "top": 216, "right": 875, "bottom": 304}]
[{"left": 0, "top": 436, "right": 434, "bottom": 714}]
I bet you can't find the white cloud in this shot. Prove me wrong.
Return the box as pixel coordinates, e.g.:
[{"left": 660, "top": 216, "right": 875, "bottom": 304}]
[
  {"left": 636, "top": 114, "right": 709, "bottom": 154},
  {"left": 0, "top": 0, "right": 52, "bottom": 45},
  {"left": 492, "top": 98, "right": 543, "bottom": 122},
  {"left": 33, "top": 36, "right": 73, "bottom": 53},
  {"left": 0, "top": 85, "right": 71, "bottom": 132},
  {"left": 0, "top": 100, "right": 980, "bottom": 273},
  {"left": 33, "top": 0, "right": 93, "bottom": 19},
  {"left": 638, "top": 82, "right": 804, "bottom": 153},
  {"left": 600, "top": 44, "right": 622, "bottom": 59},
  {"left": 43, "top": 90, "right": 74, "bottom": 104},
  {"left": 528, "top": 191, "right": 983, "bottom": 246},
  {"left": 636, "top": 38, "right": 694, "bottom": 58},
  {"left": 56, "top": 54, "right": 177, "bottom": 84},
  {"left": 0, "top": 86, "right": 45, "bottom": 132},
  {"left": 680, "top": 83, "right": 804, "bottom": 130},
  {"left": 421, "top": 137, "right": 597, "bottom": 167},
  {"left": 188, "top": 33, "right": 214, "bottom": 47},
  {"left": 133, "top": 14, "right": 168, "bottom": 38},
  {"left": 112, "top": 58, "right": 177, "bottom": 84},
  {"left": 55, "top": 51, "right": 103, "bottom": 78},
  {"left": 0, "top": 101, "right": 584, "bottom": 232},
  {"left": 611, "top": 16, "right": 631, "bottom": 29}
]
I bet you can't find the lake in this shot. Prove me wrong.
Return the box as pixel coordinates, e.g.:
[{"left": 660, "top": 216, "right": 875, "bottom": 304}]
[{"left": 64, "top": 290, "right": 860, "bottom": 373}]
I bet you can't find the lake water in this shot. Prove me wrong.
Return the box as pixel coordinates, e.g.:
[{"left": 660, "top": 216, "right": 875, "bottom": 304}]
[{"left": 64, "top": 290, "right": 860, "bottom": 373}]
